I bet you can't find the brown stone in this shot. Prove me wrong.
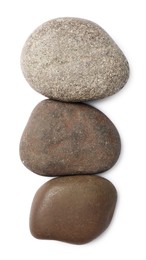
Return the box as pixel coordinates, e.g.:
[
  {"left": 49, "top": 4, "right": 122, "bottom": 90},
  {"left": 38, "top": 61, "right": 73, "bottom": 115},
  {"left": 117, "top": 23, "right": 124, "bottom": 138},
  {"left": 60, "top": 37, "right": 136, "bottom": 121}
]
[
  {"left": 19, "top": 99, "right": 121, "bottom": 176},
  {"left": 30, "top": 175, "right": 117, "bottom": 244}
]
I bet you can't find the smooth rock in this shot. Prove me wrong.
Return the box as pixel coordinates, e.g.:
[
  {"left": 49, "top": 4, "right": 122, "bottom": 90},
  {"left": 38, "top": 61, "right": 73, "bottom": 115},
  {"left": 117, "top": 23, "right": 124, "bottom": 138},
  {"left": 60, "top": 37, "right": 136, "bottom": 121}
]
[
  {"left": 30, "top": 175, "right": 117, "bottom": 244},
  {"left": 21, "top": 17, "right": 129, "bottom": 102},
  {"left": 19, "top": 100, "right": 121, "bottom": 176}
]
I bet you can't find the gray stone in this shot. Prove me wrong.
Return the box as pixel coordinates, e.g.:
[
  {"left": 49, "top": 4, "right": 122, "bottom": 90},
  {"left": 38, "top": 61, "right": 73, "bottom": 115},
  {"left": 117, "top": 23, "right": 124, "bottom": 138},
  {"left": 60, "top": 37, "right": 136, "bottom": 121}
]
[
  {"left": 19, "top": 100, "right": 121, "bottom": 176},
  {"left": 30, "top": 175, "right": 117, "bottom": 244},
  {"left": 21, "top": 17, "right": 129, "bottom": 102}
]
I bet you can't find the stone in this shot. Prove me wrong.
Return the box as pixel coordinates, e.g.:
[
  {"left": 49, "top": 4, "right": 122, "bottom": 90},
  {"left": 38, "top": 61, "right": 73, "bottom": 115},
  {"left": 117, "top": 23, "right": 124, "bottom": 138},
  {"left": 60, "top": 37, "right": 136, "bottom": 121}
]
[
  {"left": 21, "top": 17, "right": 129, "bottom": 102},
  {"left": 19, "top": 99, "right": 121, "bottom": 176},
  {"left": 30, "top": 175, "right": 117, "bottom": 244}
]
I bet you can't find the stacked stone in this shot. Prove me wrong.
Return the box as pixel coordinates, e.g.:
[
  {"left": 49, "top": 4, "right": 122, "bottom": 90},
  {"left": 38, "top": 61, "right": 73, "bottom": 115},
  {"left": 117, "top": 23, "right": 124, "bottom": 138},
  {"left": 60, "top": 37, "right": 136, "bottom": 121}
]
[{"left": 20, "top": 18, "right": 129, "bottom": 244}]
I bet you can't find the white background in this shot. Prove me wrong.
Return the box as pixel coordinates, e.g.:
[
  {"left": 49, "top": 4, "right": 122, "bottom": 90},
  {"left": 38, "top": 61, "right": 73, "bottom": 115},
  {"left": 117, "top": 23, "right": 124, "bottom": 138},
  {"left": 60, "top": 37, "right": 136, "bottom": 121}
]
[{"left": 0, "top": 0, "right": 145, "bottom": 259}]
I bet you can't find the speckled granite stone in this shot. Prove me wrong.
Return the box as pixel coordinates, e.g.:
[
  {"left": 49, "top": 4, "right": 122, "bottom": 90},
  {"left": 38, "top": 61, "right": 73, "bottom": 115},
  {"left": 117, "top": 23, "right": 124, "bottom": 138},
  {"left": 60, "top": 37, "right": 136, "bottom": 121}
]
[
  {"left": 30, "top": 175, "right": 117, "bottom": 244},
  {"left": 21, "top": 17, "right": 129, "bottom": 102},
  {"left": 19, "top": 99, "right": 121, "bottom": 176}
]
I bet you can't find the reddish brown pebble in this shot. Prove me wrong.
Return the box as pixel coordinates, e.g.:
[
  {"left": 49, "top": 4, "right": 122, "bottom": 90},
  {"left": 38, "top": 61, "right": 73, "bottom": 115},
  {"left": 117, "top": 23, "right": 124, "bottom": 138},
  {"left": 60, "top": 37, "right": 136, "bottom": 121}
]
[
  {"left": 30, "top": 175, "right": 117, "bottom": 244},
  {"left": 19, "top": 99, "right": 121, "bottom": 176}
]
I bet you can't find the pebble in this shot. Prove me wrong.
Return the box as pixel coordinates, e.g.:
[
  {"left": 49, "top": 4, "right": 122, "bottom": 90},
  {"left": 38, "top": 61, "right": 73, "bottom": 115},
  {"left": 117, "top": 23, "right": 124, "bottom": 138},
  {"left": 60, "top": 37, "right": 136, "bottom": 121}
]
[
  {"left": 21, "top": 17, "right": 129, "bottom": 102},
  {"left": 30, "top": 175, "right": 117, "bottom": 244},
  {"left": 19, "top": 100, "right": 121, "bottom": 176}
]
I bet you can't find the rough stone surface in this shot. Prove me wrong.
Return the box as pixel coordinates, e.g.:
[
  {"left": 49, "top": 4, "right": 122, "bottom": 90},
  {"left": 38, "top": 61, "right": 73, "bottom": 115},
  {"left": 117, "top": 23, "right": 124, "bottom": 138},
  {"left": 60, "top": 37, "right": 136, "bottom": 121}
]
[
  {"left": 19, "top": 100, "right": 121, "bottom": 176},
  {"left": 21, "top": 17, "right": 129, "bottom": 102},
  {"left": 30, "top": 175, "right": 117, "bottom": 244}
]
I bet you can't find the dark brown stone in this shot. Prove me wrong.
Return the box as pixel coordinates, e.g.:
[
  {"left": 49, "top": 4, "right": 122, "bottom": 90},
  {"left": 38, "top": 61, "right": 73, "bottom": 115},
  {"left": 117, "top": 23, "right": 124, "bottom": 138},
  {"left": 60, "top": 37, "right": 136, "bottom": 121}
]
[
  {"left": 20, "top": 100, "right": 121, "bottom": 176},
  {"left": 30, "top": 175, "right": 117, "bottom": 244}
]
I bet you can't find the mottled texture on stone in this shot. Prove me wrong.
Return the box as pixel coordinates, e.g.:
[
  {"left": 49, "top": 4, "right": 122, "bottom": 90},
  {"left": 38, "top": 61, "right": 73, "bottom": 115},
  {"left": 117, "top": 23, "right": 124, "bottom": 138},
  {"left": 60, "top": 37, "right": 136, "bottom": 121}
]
[
  {"left": 30, "top": 175, "right": 117, "bottom": 244},
  {"left": 19, "top": 99, "right": 121, "bottom": 176},
  {"left": 21, "top": 17, "right": 129, "bottom": 102}
]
